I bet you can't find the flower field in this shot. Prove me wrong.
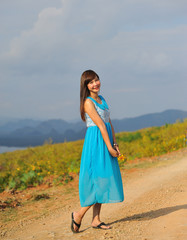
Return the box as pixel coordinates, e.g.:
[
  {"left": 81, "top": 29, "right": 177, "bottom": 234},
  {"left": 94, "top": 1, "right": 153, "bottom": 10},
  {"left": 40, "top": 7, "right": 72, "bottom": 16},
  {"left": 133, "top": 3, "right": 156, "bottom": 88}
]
[
  {"left": 116, "top": 120, "right": 187, "bottom": 162},
  {"left": 0, "top": 119, "right": 187, "bottom": 192}
]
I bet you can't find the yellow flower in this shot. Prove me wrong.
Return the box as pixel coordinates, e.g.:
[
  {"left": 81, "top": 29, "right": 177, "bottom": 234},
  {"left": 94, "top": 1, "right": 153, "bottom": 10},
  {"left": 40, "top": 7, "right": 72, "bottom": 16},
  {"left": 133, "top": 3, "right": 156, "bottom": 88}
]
[
  {"left": 118, "top": 154, "right": 127, "bottom": 162},
  {"left": 17, "top": 168, "right": 20, "bottom": 171},
  {"left": 47, "top": 172, "right": 50, "bottom": 175}
]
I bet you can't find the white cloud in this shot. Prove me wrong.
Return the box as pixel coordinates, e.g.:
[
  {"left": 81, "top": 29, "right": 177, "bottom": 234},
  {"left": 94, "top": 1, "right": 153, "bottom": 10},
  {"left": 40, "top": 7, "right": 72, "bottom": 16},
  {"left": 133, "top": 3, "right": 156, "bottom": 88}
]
[
  {"left": 0, "top": 0, "right": 187, "bottom": 119},
  {"left": 1, "top": 2, "right": 186, "bottom": 76}
]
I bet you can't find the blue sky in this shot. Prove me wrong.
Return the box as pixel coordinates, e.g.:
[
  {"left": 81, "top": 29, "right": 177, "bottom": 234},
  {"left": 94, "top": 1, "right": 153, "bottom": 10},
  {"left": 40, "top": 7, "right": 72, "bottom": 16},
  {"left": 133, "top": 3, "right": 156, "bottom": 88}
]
[{"left": 0, "top": 0, "right": 187, "bottom": 121}]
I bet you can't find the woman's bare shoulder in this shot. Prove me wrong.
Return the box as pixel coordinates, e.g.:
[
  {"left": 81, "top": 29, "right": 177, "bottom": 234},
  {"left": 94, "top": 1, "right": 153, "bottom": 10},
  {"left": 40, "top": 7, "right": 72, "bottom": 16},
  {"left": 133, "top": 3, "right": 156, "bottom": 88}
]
[
  {"left": 84, "top": 98, "right": 96, "bottom": 113},
  {"left": 84, "top": 98, "right": 94, "bottom": 107}
]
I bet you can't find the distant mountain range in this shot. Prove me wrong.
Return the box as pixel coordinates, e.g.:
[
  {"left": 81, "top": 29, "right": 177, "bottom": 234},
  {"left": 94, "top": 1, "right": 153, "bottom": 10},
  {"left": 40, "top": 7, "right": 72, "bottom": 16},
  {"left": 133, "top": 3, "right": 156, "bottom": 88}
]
[{"left": 0, "top": 109, "right": 186, "bottom": 147}]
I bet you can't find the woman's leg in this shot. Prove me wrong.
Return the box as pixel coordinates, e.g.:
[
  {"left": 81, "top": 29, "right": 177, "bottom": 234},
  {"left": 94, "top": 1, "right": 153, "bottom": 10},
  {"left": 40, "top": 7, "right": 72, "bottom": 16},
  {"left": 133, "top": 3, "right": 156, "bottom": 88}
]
[
  {"left": 91, "top": 203, "right": 111, "bottom": 229},
  {"left": 73, "top": 205, "right": 92, "bottom": 231}
]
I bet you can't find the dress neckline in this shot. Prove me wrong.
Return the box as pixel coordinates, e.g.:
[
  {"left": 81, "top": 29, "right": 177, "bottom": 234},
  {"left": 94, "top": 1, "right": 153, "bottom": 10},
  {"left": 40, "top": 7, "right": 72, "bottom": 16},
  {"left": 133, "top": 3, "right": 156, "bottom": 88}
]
[
  {"left": 88, "top": 95, "right": 103, "bottom": 105},
  {"left": 87, "top": 95, "right": 109, "bottom": 110}
]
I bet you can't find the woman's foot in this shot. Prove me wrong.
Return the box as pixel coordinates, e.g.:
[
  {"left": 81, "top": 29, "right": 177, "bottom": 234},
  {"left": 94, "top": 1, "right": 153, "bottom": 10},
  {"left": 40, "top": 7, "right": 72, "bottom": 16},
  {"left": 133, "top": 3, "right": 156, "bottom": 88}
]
[
  {"left": 71, "top": 212, "right": 82, "bottom": 233},
  {"left": 91, "top": 220, "right": 111, "bottom": 229}
]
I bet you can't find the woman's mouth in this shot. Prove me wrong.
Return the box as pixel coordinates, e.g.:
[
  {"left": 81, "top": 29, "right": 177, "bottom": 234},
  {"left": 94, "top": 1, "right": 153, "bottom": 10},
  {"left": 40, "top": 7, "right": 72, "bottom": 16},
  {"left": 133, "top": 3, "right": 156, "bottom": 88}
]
[{"left": 94, "top": 86, "right": 99, "bottom": 89}]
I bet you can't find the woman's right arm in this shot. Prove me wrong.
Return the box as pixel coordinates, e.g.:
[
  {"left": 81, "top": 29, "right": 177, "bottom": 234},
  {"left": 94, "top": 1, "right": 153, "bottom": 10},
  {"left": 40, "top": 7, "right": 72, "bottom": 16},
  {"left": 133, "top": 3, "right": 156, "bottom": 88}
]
[{"left": 84, "top": 99, "right": 118, "bottom": 158}]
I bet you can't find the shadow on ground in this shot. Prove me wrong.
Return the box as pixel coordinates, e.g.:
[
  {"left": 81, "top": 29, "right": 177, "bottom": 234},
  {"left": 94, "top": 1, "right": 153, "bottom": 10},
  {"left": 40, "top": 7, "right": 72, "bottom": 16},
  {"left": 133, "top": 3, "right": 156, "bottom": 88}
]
[{"left": 109, "top": 204, "right": 187, "bottom": 225}]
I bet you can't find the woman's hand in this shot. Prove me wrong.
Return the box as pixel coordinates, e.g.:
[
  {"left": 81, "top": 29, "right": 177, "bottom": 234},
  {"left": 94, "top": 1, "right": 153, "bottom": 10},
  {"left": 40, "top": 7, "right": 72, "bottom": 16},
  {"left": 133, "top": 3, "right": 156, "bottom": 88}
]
[
  {"left": 114, "top": 145, "right": 121, "bottom": 156},
  {"left": 109, "top": 147, "right": 119, "bottom": 158}
]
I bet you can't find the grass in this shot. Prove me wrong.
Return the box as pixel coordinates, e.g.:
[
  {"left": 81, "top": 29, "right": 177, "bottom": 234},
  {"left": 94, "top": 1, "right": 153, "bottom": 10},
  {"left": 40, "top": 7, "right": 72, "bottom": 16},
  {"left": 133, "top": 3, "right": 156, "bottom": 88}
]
[{"left": 0, "top": 119, "right": 187, "bottom": 192}]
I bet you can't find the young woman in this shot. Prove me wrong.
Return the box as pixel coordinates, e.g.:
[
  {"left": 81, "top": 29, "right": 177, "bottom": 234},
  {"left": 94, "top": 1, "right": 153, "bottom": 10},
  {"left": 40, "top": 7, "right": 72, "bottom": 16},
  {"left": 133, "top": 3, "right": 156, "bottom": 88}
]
[{"left": 71, "top": 70, "right": 124, "bottom": 233}]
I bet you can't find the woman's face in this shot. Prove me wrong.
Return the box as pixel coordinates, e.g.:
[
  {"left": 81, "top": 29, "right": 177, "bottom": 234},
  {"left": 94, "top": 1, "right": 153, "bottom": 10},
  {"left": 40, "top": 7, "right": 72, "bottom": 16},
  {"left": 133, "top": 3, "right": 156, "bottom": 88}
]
[{"left": 87, "top": 77, "right": 101, "bottom": 94}]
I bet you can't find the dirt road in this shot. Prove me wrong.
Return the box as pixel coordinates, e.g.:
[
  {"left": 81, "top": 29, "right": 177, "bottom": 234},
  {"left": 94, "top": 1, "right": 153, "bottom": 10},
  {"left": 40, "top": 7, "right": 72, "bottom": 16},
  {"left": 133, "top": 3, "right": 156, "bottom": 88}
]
[{"left": 1, "top": 150, "right": 187, "bottom": 240}]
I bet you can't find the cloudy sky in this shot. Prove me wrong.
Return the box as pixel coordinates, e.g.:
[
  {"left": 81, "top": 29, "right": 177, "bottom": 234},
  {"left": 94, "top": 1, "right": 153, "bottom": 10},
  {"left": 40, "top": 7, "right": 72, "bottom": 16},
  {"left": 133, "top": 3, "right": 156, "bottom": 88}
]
[{"left": 0, "top": 0, "right": 187, "bottom": 121}]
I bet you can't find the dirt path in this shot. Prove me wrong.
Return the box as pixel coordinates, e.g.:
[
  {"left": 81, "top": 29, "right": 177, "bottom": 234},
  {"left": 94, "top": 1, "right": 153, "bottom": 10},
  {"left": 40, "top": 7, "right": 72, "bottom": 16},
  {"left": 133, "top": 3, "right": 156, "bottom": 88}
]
[{"left": 1, "top": 151, "right": 187, "bottom": 240}]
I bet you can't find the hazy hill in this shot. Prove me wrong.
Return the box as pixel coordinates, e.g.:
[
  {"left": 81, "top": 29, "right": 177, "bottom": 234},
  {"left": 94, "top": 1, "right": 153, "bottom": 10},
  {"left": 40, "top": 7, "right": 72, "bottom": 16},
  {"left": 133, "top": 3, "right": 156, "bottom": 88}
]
[
  {"left": 0, "top": 109, "right": 186, "bottom": 147},
  {"left": 112, "top": 109, "right": 187, "bottom": 132},
  {"left": 0, "top": 119, "right": 41, "bottom": 134}
]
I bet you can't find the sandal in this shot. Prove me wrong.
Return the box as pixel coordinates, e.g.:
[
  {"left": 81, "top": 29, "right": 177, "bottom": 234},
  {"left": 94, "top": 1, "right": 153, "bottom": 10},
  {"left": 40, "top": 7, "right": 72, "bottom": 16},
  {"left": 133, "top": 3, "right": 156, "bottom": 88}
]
[
  {"left": 71, "top": 212, "right": 81, "bottom": 233},
  {"left": 92, "top": 222, "right": 111, "bottom": 230}
]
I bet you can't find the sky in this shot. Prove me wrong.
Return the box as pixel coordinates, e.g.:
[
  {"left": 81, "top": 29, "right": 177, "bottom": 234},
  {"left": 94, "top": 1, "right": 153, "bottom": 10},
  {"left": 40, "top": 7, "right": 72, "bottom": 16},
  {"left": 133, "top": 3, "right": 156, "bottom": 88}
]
[{"left": 0, "top": 0, "right": 187, "bottom": 121}]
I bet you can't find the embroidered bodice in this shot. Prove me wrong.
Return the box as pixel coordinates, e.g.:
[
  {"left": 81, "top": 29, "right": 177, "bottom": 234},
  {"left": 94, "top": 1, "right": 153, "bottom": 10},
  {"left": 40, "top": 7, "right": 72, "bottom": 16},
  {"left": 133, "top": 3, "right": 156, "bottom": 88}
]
[{"left": 85, "top": 95, "right": 110, "bottom": 127}]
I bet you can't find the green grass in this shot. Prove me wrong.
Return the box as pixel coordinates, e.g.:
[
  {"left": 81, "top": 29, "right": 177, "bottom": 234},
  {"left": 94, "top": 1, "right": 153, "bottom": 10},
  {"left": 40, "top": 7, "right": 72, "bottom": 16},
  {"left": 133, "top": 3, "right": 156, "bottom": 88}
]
[{"left": 0, "top": 119, "right": 187, "bottom": 192}]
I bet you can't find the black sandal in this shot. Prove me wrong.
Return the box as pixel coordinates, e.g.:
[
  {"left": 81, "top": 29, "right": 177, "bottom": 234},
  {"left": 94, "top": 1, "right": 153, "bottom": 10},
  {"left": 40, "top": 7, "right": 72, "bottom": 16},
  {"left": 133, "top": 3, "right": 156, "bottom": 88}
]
[
  {"left": 92, "top": 222, "right": 111, "bottom": 230},
  {"left": 71, "top": 212, "right": 81, "bottom": 233}
]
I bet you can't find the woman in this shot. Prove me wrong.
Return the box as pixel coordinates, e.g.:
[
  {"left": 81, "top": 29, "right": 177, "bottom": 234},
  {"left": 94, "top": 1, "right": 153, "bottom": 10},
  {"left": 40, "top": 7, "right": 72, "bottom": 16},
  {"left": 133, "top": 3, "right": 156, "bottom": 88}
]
[{"left": 71, "top": 70, "right": 124, "bottom": 233}]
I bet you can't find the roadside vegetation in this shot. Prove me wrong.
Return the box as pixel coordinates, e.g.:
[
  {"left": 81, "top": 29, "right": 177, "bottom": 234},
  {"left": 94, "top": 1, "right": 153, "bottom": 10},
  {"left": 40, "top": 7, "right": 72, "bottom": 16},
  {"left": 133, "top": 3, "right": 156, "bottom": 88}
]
[{"left": 0, "top": 119, "right": 186, "bottom": 192}]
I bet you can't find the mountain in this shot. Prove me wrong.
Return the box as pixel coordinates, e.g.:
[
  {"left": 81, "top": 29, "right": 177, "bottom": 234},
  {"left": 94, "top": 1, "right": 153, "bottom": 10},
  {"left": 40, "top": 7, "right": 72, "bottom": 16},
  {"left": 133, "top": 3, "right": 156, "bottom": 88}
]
[
  {"left": 0, "top": 119, "right": 41, "bottom": 134},
  {"left": 0, "top": 109, "right": 186, "bottom": 147},
  {"left": 112, "top": 109, "right": 187, "bottom": 132}
]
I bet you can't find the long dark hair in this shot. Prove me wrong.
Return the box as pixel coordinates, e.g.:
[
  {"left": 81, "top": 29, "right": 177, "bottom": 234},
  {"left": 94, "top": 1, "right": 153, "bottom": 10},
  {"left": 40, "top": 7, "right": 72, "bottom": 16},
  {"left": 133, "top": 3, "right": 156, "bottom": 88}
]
[{"left": 80, "top": 70, "right": 99, "bottom": 121}]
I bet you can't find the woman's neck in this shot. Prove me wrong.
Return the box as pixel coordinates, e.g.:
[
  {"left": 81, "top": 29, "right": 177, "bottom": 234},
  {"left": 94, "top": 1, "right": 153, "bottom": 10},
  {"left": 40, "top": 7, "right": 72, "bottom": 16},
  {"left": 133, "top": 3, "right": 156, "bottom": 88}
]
[{"left": 89, "top": 92, "right": 99, "bottom": 101}]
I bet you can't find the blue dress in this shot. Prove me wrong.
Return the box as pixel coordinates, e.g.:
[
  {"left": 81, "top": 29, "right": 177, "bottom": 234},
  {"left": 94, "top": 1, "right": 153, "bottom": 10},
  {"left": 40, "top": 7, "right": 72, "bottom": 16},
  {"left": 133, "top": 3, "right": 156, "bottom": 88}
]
[{"left": 79, "top": 95, "right": 124, "bottom": 207}]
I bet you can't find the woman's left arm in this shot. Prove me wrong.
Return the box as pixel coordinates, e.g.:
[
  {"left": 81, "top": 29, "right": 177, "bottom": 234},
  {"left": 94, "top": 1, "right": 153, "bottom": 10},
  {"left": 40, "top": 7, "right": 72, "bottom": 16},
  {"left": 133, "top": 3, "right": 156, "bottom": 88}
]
[
  {"left": 109, "top": 118, "right": 117, "bottom": 144},
  {"left": 109, "top": 118, "right": 121, "bottom": 155}
]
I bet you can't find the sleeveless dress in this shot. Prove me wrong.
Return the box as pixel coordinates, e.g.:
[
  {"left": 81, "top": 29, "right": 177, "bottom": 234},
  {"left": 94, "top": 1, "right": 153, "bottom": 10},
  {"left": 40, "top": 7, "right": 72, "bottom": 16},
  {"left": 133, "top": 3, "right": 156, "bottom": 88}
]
[{"left": 79, "top": 95, "right": 124, "bottom": 207}]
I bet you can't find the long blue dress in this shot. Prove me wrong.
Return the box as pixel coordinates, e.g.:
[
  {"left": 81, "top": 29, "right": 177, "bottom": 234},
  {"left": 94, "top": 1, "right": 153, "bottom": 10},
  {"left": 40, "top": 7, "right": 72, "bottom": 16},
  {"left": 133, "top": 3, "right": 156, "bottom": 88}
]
[{"left": 79, "top": 95, "right": 124, "bottom": 207}]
